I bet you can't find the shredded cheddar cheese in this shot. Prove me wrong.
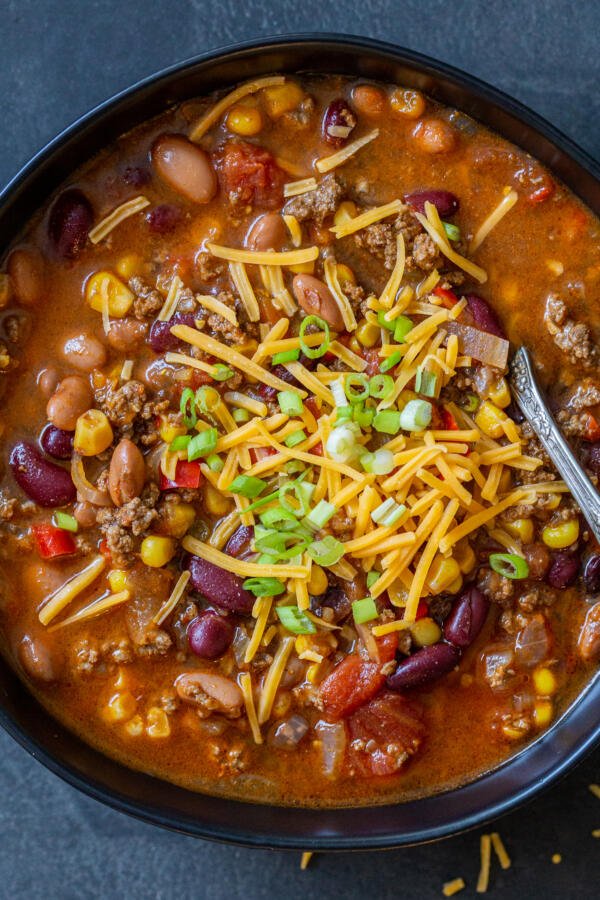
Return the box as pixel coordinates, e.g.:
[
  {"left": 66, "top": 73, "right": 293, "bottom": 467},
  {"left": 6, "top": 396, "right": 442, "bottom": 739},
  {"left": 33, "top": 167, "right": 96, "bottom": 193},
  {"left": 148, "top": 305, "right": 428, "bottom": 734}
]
[
  {"left": 315, "top": 129, "right": 379, "bottom": 173},
  {"left": 189, "top": 75, "right": 285, "bottom": 142},
  {"left": 88, "top": 196, "right": 150, "bottom": 244}
]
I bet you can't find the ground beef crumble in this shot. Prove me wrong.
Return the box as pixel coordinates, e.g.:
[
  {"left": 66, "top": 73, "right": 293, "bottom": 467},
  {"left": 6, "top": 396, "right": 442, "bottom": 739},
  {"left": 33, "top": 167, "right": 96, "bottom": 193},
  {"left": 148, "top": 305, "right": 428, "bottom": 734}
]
[
  {"left": 284, "top": 173, "right": 344, "bottom": 223},
  {"left": 95, "top": 379, "right": 147, "bottom": 429},
  {"left": 544, "top": 293, "right": 598, "bottom": 367},
  {"left": 129, "top": 276, "right": 164, "bottom": 319},
  {"left": 97, "top": 483, "right": 160, "bottom": 567}
]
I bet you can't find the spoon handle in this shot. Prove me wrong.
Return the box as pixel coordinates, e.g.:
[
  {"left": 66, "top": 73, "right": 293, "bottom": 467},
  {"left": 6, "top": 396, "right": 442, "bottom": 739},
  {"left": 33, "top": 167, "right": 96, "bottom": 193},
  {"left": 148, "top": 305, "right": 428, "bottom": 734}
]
[{"left": 510, "top": 346, "right": 600, "bottom": 544}]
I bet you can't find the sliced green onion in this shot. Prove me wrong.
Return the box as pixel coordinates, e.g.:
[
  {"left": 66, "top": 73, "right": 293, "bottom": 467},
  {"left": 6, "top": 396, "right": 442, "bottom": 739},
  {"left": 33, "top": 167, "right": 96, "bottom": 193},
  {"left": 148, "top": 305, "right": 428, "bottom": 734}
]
[
  {"left": 344, "top": 373, "right": 369, "bottom": 403},
  {"left": 443, "top": 221, "right": 461, "bottom": 242},
  {"left": 331, "top": 377, "right": 347, "bottom": 408},
  {"left": 243, "top": 577, "right": 286, "bottom": 597},
  {"left": 461, "top": 392, "right": 480, "bottom": 413},
  {"left": 352, "top": 597, "right": 379, "bottom": 625},
  {"left": 394, "top": 315, "right": 413, "bottom": 343},
  {"left": 371, "top": 448, "right": 395, "bottom": 475},
  {"left": 299, "top": 315, "right": 330, "bottom": 360},
  {"left": 277, "top": 390, "right": 304, "bottom": 417},
  {"left": 243, "top": 468, "right": 311, "bottom": 513},
  {"left": 366, "top": 570, "right": 380, "bottom": 589},
  {"left": 53, "top": 511, "right": 78, "bottom": 533},
  {"left": 276, "top": 606, "right": 317, "bottom": 634},
  {"left": 284, "top": 459, "right": 306, "bottom": 475},
  {"left": 371, "top": 498, "right": 407, "bottom": 527},
  {"left": 254, "top": 531, "right": 308, "bottom": 558},
  {"left": 284, "top": 429, "right": 307, "bottom": 448},
  {"left": 259, "top": 507, "right": 301, "bottom": 530},
  {"left": 169, "top": 434, "right": 191, "bottom": 453},
  {"left": 377, "top": 309, "right": 396, "bottom": 332},
  {"left": 206, "top": 453, "right": 224, "bottom": 473},
  {"left": 489, "top": 553, "right": 530, "bottom": 580},
  {"left": 279, "top": 481, "right": 315, "bottom": 517},
  {"left": 373, "top": 410, "right": 402, "bottom": 434},
  {"left": 399, "top": 399, "right": 432, "bottom": 432},
  {"left": 195, "top": 386, "right": 221, "bottom": 413},
  {"left": 379, "top": 350, "right": 403, "bottom": 373},
  {"left": 272, "top": 348, "right": 300, "bottom": 365},
  {"left": 228, "top": 474, "right": 267, "bottom": 499},
  {"left": 232, "top": 407, "right": 250, "bottom": 423},
  {"left": 336, "top": 405, "right": 353, "bottom": 422},
  {"left": 360, "top": 451, "right": 375, "bottom": 472},
  {"left": 326, "top": 422, "right": 360, "bottom": 462},
  {"left": 353, "top": 405, "right": 375, "bottom": 428},
  {"left": 211, "top": 363, "right": 234, "bottom": 382},
  {"left": 180, "top": 387, "right": 197, "bottom": 429},
  {"left": 369, "top": 374, "right": 394, "bottom": 400},
  {"left": 304, "top": 499, "right": 337, "bottom": 530},
  {"left": 187, "top": 427, "right": 218, "bottom": 460},
  {"left": 307, "top": 535, "right": 345, "bottom": 567},
  {"left": 415, "top": 368, "right": 438, "bottom": 398}
]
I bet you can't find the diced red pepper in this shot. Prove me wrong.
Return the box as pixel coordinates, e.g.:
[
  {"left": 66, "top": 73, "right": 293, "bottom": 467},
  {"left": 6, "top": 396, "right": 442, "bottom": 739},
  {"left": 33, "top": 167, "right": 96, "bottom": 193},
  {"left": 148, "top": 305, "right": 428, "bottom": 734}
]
[
  {"left": 32, "top": 524, "right": 77, "bottom": 560},
  {"left": 319, "top": 633, "right": 398, "bottom": 719},
  {"left": 584, "top": 413, "right": 600, "bottom": 443},
  {"left": 415, "top": 600, "right": 429, "bottom": 621},
  {"left": 159, "top": 460, "right": 203, "bottom": 490},
  {"left": 433, "top": 285, "right": 458, "bottom": 308},
  {"left": 311, "top": 441, "right": 324, "bottom": 456},
  {"left": 249, "top": 447, "right": 278, "bottom": 464},
  {"left": 304, "top": 396, "right": 322, "bottom": 419},
  {"left": 440, "top": 407, "right": 459, "bottom": 431}
]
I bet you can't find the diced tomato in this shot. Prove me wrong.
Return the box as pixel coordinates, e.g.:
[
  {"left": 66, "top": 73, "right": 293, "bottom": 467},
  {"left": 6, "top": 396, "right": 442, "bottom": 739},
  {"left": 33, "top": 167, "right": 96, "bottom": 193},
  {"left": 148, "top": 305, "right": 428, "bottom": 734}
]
[
  {"left": 216, "top": 140, "right": 286, "bottom": 210},
  {"left": 159, "top": 460, "right": 203, "bottom": 490},
  {"left": 98, "top": 538, "right": 111, "bottom": 562},
  {"left": 440, "top": 407, "right": 459, "bottom": 431},
  {"left": 304, "top": 396, "right": 322, "bottom": 419},
  {"left": 528, "top": 175, "right": 555, "bottom": 204},
  {"left": 32, "top": 524, "right": 77, "bottom": 560},
  {"left": 347, "top": 692, "right": 425, "bottom": 776},
  {"left": 319, "top": 633, "right": 398, "bottom": 719},
  {"left": 362, "top": 348, "right": 381, "bottom": 376},
  {"left": 433, "top": 285, "right": 458, "bottom": 308},
  {"left": 584, "top": 413, "right": 600, "bottom": 443},
  {"left": 311, "top": 441, "right": 324, "bottom": 456},
  {"left": 249, "top": 447, "right": 278, "bottom": 464}
]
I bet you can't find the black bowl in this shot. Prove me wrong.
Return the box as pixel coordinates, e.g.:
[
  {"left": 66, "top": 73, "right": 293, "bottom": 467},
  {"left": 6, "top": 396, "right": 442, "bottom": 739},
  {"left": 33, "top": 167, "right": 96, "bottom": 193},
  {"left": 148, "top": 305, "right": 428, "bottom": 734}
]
[{"left": 1, "top": 34, "right": 599, "bottom": 850}]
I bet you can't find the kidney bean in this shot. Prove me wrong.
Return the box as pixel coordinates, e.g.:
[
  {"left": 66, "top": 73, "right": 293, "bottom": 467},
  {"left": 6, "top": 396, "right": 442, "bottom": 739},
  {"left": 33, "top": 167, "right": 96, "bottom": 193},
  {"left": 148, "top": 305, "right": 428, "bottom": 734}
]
[
  {"left": 37, "top": 367, "right": 60, "bottom": 398},
  {"left": 523, "top": 542, "right": 551, "bottom": 581},
  {"left": 412, "top": 118, "right": 457, "bottom": 154},
  {"left": 62, "top": 331, "right": 107, "bottom": 372},
  {"left": 40, "top": 424, "right": 74, "bottom": 460},
  {"left": 152, "top": 134, "right": 217, "bottom": 203},
  {"left": 107, "top": 317, "right": 148, "bottom": 352},
  {"left": 443, "top": 586, "right": 489, "bottom": 649},
  {"left": 7, "top": 247, "right": 46, "bottom": 306},
  {"left": 405, "top": 189, "right": 459, "bottom": 218},
  {"left": 108, "top": 439, "right": 145, "bottom": 506},
  {"left": 387, "top": 641, "right": 459, "bottom": 690},
  {"left": 311, "top": 584, "right": 351, "bottom": 623},
  {"left": 245, "top": 212, "right": 288, "bottom": 251},
  {"left": 322, "top": 98, "right": 357, "bottom": 147},
  {"left": 547, "top": 550, "right": 580, "bottom": 589},
  {"left": 582, "top": 442, "right": 600, "bottom": 476},
  {"left": 464, "top": 293, "right": 506, "bottom": 339},
  {"left": 224, "top": 525, "right": 254, "bottom": 558},
  {"left": 187, "top": 612, "right": 234, "bottom": 659},
  {"left": 10, "top": 441, "right": 76, "bottom": 507},
  {"left": 186, "top": 555, "right": 254, "bottom": 614},
  {"left": 48, "top": 188, "right": 93, "bottom": 259},
  {"left": 583, "top": 553, "right": 600, "bottom": 594},
  {"left": 292, "top": 273, "right": 345, "bottom": 330},
  {"left": 74, "top": 500, "right": 98, "bottom": 528},
  {"left": 505, "top": 400, "right": 525, "bottom": 424},
  {"left": 123, "top": 165, "right": 151, "bottom": 187},
  {"left": 46, "top": 375, "right": 92, "bottom": 431},
  {"left": 18, "top": 635, "right": 56, "bottom": 682},
  {"left": 148, "top": 312, "right": 197, "bottom": 353},
  {"left": 146, "top": 204, "right": 182, "bottom": 234},
  {"left": 175, "top": 671, "right": 243, "bottom": 712}
]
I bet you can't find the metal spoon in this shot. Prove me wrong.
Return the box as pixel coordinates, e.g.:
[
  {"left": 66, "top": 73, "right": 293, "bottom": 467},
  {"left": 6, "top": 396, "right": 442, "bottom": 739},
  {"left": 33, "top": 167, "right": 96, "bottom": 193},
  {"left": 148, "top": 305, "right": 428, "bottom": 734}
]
[{"left": 510, "top": 346, "right": 600, "bottom": 544}]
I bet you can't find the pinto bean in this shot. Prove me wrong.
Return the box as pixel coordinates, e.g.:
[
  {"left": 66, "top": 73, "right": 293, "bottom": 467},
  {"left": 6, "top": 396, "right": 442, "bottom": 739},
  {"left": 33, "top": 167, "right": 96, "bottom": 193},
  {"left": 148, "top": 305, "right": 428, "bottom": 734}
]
[
  {"left": 292, "top": 273, "right": 345, "bottom": 330},
  {"left": 245, "top": 212, "right": 288, "bottom": 251},
  {"left": 7, "top": 246, "right": 46, "bottom": 306},
  {"left": 412, "top": 118, "right": 457, "bottom": 154},
  {"left": 46, "top": 375, "right": 92, "bottom": 431},
  {"left": 37, "top": 366, "right": 60, "bottom": 398},
  {"left": 152, "top": 134, "right": 217, "bottom": 203},
  {"left": 578, "top": 601, "right": 600, "bottom": 661},
  {"left": 74, "top": 500, "right": 98, "bottom": 528},
  {"left": 18, "top": 635, "right": 56, "bottom": 682},
  {"left": 387, "top": 642, "right": 459, "bottom": 690},
  {"left": 62, "top": 332, "right": 107, "bottom": 372},
  {"left": 108, "top": 439, "right": 146, "bottom": 506},
  {"left": 443, "top": 587, "right": 489, "bottom": 649},
  {"left": 523, "top": 542, "right": 551, "bottom": 581},
  {"left": 107, "top": 317, "right": 148, "bottom": 352},
  {"left": 175, "top": 671, "right": 243, "bottom": 712}
]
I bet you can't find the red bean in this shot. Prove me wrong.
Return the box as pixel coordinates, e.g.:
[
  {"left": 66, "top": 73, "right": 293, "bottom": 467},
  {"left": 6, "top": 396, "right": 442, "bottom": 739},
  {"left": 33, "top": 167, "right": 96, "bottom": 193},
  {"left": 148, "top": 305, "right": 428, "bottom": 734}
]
[
  {"left": 10, "top": 441, "right": 76, "bottom": 507},
  {"left": 322, "top": 99, "right": 357, "bottom": 147},
  {"left": 224, "top": 525, "right": 254, "bottom": 558},
  {"left": 48, "top": 188, "right": 93, "bottom": 259},
  {"left": 523, "top": 543, "right": 551, "bottom": 581},
  {"left": 443, "top": 586, "right": 489, "bottom": 649},
  {"left": 40, "top": 424, "right": 74, "bottom": 460},
  {"left": 547, "top": 550, "right": 580, "bottom": 589},
  {"left": 187, "top": 612, "right": 234, "bottom": 658},
  {"left": 123, "top": 165, "right": 151, "bottom": 187},
  {"left": 146, "top": 204, "right": 182, "bottom": 234},
  {"left": 186, "top": 555, "right": 254, "bottom": 614},
  {"left": 148, "top": 312, "right": 197, "bottom": 353},
  {"left": 387, "top": 642, "right": 459, "bottom": 690},
  {"left": 582, "top": 442, "right": 600, "bottom": 476},
  {"left": 405, "top": 189, "right": 459, "bottom": 217},
  {"left": 583, "top": 553, "right": 600, "bottom": 593},
  {"left": 464, "top": 293, "right": 506, "bottom": 339}
]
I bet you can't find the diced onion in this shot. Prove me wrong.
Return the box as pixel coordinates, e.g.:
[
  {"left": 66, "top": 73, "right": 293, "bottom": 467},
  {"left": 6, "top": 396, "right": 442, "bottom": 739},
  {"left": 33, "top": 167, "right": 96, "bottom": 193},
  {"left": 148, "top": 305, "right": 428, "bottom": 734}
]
[
  {"left": 446, "top": 321, "right": 509, "bottom": 369},
  {"left": 71, "top": 454, "right": 112, "bottom": 506}
]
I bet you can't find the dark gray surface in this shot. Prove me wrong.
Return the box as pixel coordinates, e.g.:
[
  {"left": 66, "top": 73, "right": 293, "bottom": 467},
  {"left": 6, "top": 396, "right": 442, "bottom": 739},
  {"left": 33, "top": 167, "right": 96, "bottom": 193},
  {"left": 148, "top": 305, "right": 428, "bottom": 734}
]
[{"left": 1, "top": 1, "right": 599, "bottom": 897}]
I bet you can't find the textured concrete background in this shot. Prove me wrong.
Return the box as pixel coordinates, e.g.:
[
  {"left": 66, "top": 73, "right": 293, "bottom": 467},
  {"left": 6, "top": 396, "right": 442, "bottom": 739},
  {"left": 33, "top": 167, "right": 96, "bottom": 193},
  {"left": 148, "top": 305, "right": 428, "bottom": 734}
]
[{"left": 1, "top": 1, "right": 599, "bottom": 897}]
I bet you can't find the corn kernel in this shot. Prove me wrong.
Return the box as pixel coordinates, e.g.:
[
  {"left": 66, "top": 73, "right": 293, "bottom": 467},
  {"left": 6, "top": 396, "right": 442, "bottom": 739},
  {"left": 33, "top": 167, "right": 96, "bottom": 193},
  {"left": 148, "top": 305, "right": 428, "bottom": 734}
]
[
  {"left": 498, "top": 467, "right": 513, "bottom": 495},
  {"left": 236, "top": 338, "right": 258, "bottom": 356},
  {"left": 263, "top": 82, "right": 304, "bottom": 119},
  {"left": 505, "top": 518, "right": 534, "bottom": 544},
  {"left": 146, "top": 706, "right": 171, "bottom": 738},
  {"left": 140, "top": 535, "right": 177, "bottom": 568},
  {"left": 348, "top": 337, "right": 362, "bottom": 355},
  {"left": 333, "top": 200, "right": 357, "bottom": 227},
  {"left": 116, "top": 254, "right": 143, "bottom": 280},
  {"left": 125, "top": 714, "right": 144, "bottom": 737},
  {"left": 287, "top": 261, "right": 315, "bottom": 274},
  {"left": 86, "top": 270, "right": 134, "bottom": 317},
  {"left": 544, "top": 493, "right": 561, "bottom": 510},
  {"left": 542, "top": 519, "right": 579, "bottom": 549},
  {"left": 226, "top": 104, "right": 263, "bottom": 136},
  {"left": 204, "top": 483, "right": 232, "bottom": 517},
  {"left": 108, "top": 569, "right": 128, "bottom": 593},
  {"left": 295, "top": 635, "right": 313, "bottom": 656},
  {"left": 74, "top": 409, "right": 114, "bottom": 456},
  {"left": 306, "top": 662, "right": 323, "bottom": 684},
  {"left": 356, "top": 319, "right": 379, "bottom": 348},
  {"left": 446, "top": 574, "right": 464, "bottom": 595},
  {"left": 159, "top": 415, "right": 187, "bottom": 444},
  {"left": 410, "top": 617, "right": 442, "bottom": 647},
  {"left": 489, "top": 377, "right": 511, "bottom": 409},
  {"left": 533, "top": 699, "right": 554, "bottom": 728},
  {"left": 475, "top": 400, "right": 507, "bottom": 439},
  {"left": 159, "top": 501, "right": 196, "bottom": 539},
  {"left": 103, "top": 691, "right": 136, "bottom": 723},
  {"left": 0, "top": 273, "right": 12, "bottom": 309},
  {"left": 454, "top": 540, "right": 476, "bottom": 575},
  {"left": 308, "top": 564, "right": 328, "bottom": 596},
  {"left": 427, "top": 555, "right": 461, "bottom": 594},
  {"left": 336, "top": 263, "right": 355, "bottom": 284},
  {"left": 533, "top": 666, "right": 557, "bottom": 697}
]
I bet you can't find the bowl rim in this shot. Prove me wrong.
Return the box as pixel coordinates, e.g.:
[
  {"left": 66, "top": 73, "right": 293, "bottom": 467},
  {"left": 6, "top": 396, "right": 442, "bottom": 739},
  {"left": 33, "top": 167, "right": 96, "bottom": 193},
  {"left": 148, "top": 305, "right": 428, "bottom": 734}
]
[{"left": 1, "top": 32, "right": 599, "bottom": 851}]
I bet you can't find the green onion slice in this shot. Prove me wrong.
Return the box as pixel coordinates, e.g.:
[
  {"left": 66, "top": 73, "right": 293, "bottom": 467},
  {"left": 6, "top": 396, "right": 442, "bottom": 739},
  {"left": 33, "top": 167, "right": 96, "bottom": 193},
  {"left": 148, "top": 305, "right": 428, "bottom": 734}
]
[
  {"left": 336, "top": 405, "right": 354, "bottom": 422},
  {"left": 276, "top": 606, "right": 317, "bottom": 634},
  {"left": 299, "top": 315, "right": 331, "bottom": 360},
  {"left": 373, "top": 410, "right": 402, "bottom": 435},
  {"left": 394, "top": 315, "right": 413, "bottom": 343},
  {"left": 379, "top": 350, "right": 403, "bottom": 373},
  {"left": 188, "top": 427, "right": 218, "bottom": 461},
  {"left": 369, "top": 374, "right": 394, "bottom": 400},
  {"left": 461, "top": 392, "right": 480, "bottom": 413},
  {"left": 353, "top": 405, "right": 375, "bottom": 429},
  {"left": 227, "top": 474, "right": 267, "bottom": 499},
  {"left": 304, "top": 499, "right": 337, "bottom": 530},
  {"left": 232, "top": 408, "right": 250, "bottom": 423},
  {"left": 169, "top": 434, "right": 191, "bottom": 453},
  {"left": 366, "top": 570, "right": 380, "bottom": 589},
  {"left": 489, "top": 552, "right": 530, "bottom": 580},
  {"left": 344, "top": 373, "right": 370, "bottom": 403},
  {"left": 371, "top": 498, "right": 407, "bottom": 527},
  {"left": 272, "top": 348, "right": 300, "bottom": 365},
  {"left": 277, "top": 390, "right": 304, "bottom": 417},
  {"left": 352, "top": 597, "right": 379, "bottom": 625},
  {"left": 399, "top": 399, "right": 432, "bottom": 432},
  {"left": 195, "top": 386, "right": 221, "bottom": 413},
  {"left": 415, "top": 368, "right": 438, "bottom": 398},
  {"left": 279, "top": 481, "right": 315, "bottom": 517},
  {"left": 211, "top": 363, "right": 234, "bottom": 382},
  {"left": 443, "top": 221, "right": 461, "bottom": 242},
  {"left": 53, "top": 511, "right": 78, "bottom": 533},
  {"left": 377, "top": 309, "right": 396, "bottom": 332},
  {"left": 180, "top": 387, "right": 197, "bottom": 429},
  {"left": 206, "top": 453, "right": 224, "bottom": 473},
  {"left": 284, "top": 429, "right": 307, "bottom": 448},
  {"left": 243, "top": 577, "right": 286, "bottom": 597},
  {"left": 306, "top": 535, "right": 344, "bottom": 567}
]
